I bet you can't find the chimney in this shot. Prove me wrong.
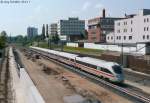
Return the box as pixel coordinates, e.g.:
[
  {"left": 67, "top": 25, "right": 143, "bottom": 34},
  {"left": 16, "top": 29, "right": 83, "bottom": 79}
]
[
  {"left": 102, "top": 9, "right": 106, "bottom": 18},
  {"left": 125, "top": 13, "right": 127, "bottom": 17}
]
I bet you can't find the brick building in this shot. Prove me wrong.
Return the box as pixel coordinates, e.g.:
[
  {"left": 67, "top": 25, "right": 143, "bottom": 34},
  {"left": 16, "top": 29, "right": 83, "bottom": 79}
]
[{"left": 88, "top": 9, "right": 122, "bottom": 43}]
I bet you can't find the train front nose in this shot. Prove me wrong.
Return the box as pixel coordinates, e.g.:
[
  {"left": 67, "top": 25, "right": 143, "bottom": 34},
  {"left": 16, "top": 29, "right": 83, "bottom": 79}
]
[{"left": 116, "top": 74, "right": 124, "bottom": 83}]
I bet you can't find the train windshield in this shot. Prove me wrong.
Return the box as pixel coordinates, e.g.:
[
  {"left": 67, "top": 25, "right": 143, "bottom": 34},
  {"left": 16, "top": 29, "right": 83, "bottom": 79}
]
[{"left": 112, "top": 65, "right": 122, "bottom": 74}]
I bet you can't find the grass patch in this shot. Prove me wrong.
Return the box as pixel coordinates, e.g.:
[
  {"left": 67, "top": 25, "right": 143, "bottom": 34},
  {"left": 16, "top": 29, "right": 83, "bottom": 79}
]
[
  {"left": 35, "top": 42, "right": 103, "bottom": 56},
  {"left": 63, "top": 46, "right": 103, "bottom": 56}
]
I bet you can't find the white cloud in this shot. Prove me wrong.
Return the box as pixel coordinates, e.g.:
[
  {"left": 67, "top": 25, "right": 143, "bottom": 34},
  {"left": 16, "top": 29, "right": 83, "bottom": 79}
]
[
  {"left": 71, "top": 1, "right": 91, "bottom": 15},
  {"left": 71, "top": 1, "right": 105, "bottom": 16},
  {"left": 82, "top": 1, "right": 91, "bottom": 11},
  {"left": 95, "top": 3, "right": 104, "bottom": 9}
]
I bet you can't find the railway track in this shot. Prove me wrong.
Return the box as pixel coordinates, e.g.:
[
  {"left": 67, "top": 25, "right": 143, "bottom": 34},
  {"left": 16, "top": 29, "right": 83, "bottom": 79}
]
[
  {"left": 124, "top": 70, "right": 150, "bottom": 87},
  {"left": 22, "top": 48, "right": 150, "bottom": 103}
]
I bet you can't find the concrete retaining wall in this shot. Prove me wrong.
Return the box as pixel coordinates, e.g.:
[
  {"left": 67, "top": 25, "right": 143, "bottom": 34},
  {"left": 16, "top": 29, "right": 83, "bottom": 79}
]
[
  {"left": 67, "top": 43, "right": 79, "bottom": 47},
  {"left": 9, "top": 47, "right": 45, "bottom": 103}
]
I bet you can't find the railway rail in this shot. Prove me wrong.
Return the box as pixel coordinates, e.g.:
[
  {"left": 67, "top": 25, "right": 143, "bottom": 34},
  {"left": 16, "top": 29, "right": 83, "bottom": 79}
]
[
  {"left": 124, "top": 70, "right": 150, "bottom": 87},
  {"left": 23, "top": 48, "right": 150, "bottom": 103}
]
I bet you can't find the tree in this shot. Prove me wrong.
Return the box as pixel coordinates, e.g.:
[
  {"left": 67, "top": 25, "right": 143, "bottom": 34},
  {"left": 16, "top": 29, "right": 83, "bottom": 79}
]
[
  {"left": 80, "top": 30, "right": 88, "bottom": 40},
  {"left": 15, "top": 35, "right": 24, "bottom": 43},
  {"left": 42, "top": 24, "right": 46, "bottom": 40},
  {"left": 46, "top": 24, "right": 48, "bottom": 38},
  {"left": 52, "top": 32, "right": 60, "bottom": 44},
  {"left": 0, "top": 31, "right": 7, "bottom": 49}
]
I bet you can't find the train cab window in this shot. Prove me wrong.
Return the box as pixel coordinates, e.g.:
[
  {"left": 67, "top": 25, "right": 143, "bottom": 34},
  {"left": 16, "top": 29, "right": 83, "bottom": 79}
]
[{"left": 112, "top": 65, "right": 122, "bottom": 74}]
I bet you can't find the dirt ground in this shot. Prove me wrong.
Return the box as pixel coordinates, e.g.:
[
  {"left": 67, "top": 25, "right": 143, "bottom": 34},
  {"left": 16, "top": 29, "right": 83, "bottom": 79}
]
[{"left": 18, "top": 49, "right": 133, "bottom": 103}]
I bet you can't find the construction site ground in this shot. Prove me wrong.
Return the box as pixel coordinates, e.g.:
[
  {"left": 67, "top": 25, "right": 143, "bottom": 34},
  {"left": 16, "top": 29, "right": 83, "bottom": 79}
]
[{"left": 18, "top": 49, "right": 133, "bottom": 103}]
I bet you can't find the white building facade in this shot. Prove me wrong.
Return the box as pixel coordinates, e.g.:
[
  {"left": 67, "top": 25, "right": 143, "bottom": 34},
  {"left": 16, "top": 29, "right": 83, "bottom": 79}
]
[
  {"left": 49, "top": 23, "right": 57, "bottom": 36},
  {"left": 107, "top": 9, "right": 150, "bottom": 44}
]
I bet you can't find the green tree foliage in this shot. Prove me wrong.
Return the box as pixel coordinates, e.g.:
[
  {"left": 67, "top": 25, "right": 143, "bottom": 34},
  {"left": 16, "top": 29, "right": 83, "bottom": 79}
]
[
  {"left": 42, "top": 24, "right": 46, "bottom": 40},
  {"left": 0, "top": 31, "right": 7, "bottom": 49},
  {"left": 46, "top": 24, "right": 49, "bottom": 38},
  {"left": 80, "top": 30, "right": 88, "bottom": 40},
  {"left": 51, "top": 32, "right": 60, "bottom": 44}
]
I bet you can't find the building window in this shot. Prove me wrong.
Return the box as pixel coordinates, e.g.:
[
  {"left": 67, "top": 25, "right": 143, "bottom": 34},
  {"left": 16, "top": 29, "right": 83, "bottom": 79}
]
[
  {"left": 143, "top": 35, "right": 145, "bottom": 40},
  {"left": 144, "top": 18, "right": 146, "bottom": 23},
  {"left": 116, "top": 36, "right": 118, "bottom": 40},
  {"left": 124, "top": 22, "right": 127, "bottom": 25},
  {"left": 111, "top": 36, "right": 113, "bottom": 40},
  {"left": 119, "top": 36, "right": 121, "bottom": 40},
  {"left": 117, "top": 30, "right": 120, "bottom": 33},
  {"left": 147, "top": 27, "right": 149, "bottom": 31},
  {"left": 131, "top": 28, "right": 133, "bottom": 32},
  {"left": 124, "top": 29, "right": 127, "bottom": 33},
  {"left": 107, "top": 36, "right": 109, "bottom": 40},
  {"left": 117, "top": 22, "right": 120, "bottom": 26},
  {"left": 131, "top": 20, "right": 133, "bottom": 24},
  {"left": 147, "top": 35, "right": 149, "bottom": 39},
  {"left": 144, "top": 27, "right": 146, "bottom": 31},
  {"left": 124, "top": 36, "right": 126, "bottom": 40},
  {"left": 91, "top": 37, "right": 97, "bottom": 40},
  {"left": 147, "top": 18, "right": 149, "bottom": 22},
  {"left": 129, "top": 36, "right": 132, "bottom": 40}
]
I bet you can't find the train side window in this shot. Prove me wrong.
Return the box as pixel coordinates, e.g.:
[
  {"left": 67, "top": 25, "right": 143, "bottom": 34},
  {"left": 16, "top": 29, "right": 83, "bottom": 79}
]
[
  {"left": 71, "top": 59, "right": 74, "bottom": 62},
  {"left": 101, "top": 68, "right": 104, "bottom": 71},
  {"left": 97, "top": 67, "right": 101, "bottom": 70},
  {"left": 102, "top": 68, "right": 112, "bottom": 74},
  {"left": 89, "top": 64, "right": 97, "bottom": 69}
]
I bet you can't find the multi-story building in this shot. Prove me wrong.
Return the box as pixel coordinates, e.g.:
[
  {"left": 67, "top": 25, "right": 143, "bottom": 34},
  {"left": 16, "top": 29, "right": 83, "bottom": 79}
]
[
  {"left": 27, "top": 27, "right": 38, "bottom": 38},
  {"left": 88, "top": 9, "right": 122, "bottom": 43},
  {"left": 107, "top": 9, "right": 150, "bottom": 44},
  {"left": 57, "top": 17, "right": 85, "bottom": 41},
  {"left": 49, "top": 23, "right": 57, "bottom": 36}
]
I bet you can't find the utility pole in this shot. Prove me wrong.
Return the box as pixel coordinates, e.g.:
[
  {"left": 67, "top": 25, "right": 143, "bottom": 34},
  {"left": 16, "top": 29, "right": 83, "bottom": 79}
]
[
  {"left": 48, "top": 38, "right": 52, "bottom": 49},
  {"left": 121, "top": 43, "right": 124, "bottom": 67},
  {"left": 61, "top": 41, "right": 64, "bottom": 51},
  {"left": 37, "top": 38, "right": 39, "bottom": 47}
]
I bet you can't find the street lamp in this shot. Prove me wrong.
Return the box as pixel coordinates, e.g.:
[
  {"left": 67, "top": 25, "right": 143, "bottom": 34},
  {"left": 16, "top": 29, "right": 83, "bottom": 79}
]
[{"left": 48, "top": 35, "right": 52, "bottom": 50}]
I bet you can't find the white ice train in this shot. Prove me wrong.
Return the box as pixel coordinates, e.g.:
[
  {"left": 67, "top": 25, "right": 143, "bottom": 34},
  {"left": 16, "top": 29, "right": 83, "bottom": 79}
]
[{"left": 30, "top": 47, "right": 124, "bottom": 83}]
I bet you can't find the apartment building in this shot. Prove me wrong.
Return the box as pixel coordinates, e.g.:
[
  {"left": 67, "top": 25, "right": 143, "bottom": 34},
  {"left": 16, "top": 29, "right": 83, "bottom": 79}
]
[
  {"left": 49, "top": 23, "right": 57, "bottom": 36},
  {"left": 107, "top": 9, "right": 150, "bottom": 44}
]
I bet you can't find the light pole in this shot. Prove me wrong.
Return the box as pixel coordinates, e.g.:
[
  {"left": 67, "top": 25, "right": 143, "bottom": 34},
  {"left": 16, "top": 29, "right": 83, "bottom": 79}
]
[
  {"left": 121, "top": 43, "right": 124, "bottom": 67},
  {"left": 48, "top": 38, "right": 51, "bottom": 49}
]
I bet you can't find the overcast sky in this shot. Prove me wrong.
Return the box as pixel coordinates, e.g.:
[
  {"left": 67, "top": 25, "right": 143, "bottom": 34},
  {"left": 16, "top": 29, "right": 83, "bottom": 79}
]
[{"left": 0, "top": 0, "right": 149, "bottom": 36}]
